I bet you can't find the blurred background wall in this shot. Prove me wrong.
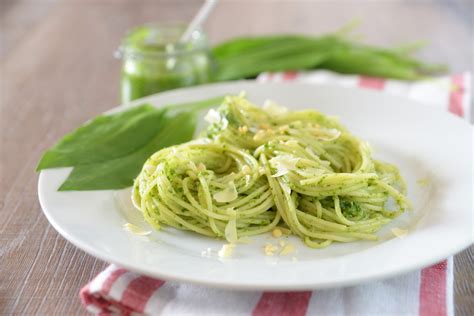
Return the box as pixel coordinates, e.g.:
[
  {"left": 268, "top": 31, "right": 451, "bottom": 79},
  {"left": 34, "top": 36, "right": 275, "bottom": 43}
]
[{"left": 2, "top": 0, "right": 472, "bottom": 72}]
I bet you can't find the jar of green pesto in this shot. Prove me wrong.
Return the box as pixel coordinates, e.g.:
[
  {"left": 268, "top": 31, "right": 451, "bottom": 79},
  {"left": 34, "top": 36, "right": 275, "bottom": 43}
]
[{"left": 117, "top": 23, "right": 213, "bottom": 103}]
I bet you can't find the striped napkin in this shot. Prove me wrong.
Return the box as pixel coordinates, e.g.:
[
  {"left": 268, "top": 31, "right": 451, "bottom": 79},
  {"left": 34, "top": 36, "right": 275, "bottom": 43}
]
[{"left": 80, "top": 71, "right": 471, "bottom": 316}]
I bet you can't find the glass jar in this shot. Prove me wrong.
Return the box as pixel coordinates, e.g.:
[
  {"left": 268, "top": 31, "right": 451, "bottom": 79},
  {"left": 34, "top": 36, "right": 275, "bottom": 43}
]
[{"left": 117, "top": 23, "right": 213, "bottom": 103}]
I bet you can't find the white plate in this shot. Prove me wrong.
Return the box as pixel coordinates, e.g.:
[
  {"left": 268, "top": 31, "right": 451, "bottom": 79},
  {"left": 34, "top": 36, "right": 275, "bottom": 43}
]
[{"left": 38, "top": 81, "right": 473, "bottom": 290}]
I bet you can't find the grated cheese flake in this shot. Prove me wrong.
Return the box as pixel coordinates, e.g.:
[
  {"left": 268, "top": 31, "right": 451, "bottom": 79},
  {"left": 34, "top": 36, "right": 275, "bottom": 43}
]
[
  {"left": 391, "top": 227, "right": 409, "bottom": 238},
  {"left": 280, "top": 243, "right": 295, "bottom": 256},
  {"left": 204, "top": 109, "right": 221, "bottom": 124},
  {"left": 263, "top": 100, "right": 288, "bottom": 115},
  {"left": 264, "top": 243, "right": 278, "bottom": 256},
  {"left": 224, "top": 218, "right": 238, "bottom": 243},
  {"left": 270, "top": 155, "right": 300, "bottom": 177},
  {"left": 123, "top": 223, "right": 151, "bottom": 236},
  {"left": 213, "top": 181, "right": 238, "bottom": 203},
  {"left": 218, "top": 243, "right": 236, "bottom": 258}
]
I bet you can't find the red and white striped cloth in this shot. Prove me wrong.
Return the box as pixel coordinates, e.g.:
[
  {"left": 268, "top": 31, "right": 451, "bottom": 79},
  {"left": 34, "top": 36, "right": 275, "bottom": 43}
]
[{"left": 81, "top": 71, "right": 471, "bottom": 316}]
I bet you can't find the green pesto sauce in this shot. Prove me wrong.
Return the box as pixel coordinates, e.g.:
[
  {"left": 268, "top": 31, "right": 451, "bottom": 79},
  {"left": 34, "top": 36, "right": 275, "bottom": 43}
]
[{"left": 120, "top": 24, "right": 213, "bottom": 103}]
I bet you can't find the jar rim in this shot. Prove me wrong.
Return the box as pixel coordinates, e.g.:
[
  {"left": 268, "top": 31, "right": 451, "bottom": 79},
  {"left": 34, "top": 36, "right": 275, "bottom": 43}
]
[{"left": 117, "top": 22, "right": 209, "bottom": 60}]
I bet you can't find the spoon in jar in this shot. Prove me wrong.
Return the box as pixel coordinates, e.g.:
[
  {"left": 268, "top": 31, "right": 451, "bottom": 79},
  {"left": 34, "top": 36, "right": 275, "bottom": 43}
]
[{"left": 180, "top": 0, "right": 218, "bottom": 43}]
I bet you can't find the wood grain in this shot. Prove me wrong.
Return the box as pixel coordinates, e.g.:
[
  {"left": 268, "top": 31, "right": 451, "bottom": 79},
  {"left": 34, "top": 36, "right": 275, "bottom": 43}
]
[{"left": 0, "top": 0, "right": 472, "bottom": 314}]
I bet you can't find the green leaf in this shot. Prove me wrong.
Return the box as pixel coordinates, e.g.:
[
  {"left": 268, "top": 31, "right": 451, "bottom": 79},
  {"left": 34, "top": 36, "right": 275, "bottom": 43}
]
[
  {"left": 212, "top": 36, "right": 341, "bottom": 81},
  {"left": 210, "top": 32, "right": 447, "bottom": 82},
  {"left": 58, "top": 111, "right": 197, "bottom": 190},
  {"left": 36, "top": 104, "right": 165, "bottom": 170},
  {"left": 37, "top": 96, "right": 224, "bottom": 191},
  {"left": 213, "top": 36, "right": 313, "bottom": 60},
  {"left": 319, "top": 48, "right": 422, "bottom": 80},
  {"left": 319, "top": 41, "right": 446, "bottom": 80},
  {"left": 212, "top": 36, "right": 295, "bottom": 59}
]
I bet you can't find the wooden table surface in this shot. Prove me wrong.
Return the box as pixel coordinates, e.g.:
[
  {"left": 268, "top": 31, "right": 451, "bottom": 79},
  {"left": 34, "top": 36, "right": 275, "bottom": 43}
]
[{"left": 1, "top": 0, "right": 472, "bottom": 314}]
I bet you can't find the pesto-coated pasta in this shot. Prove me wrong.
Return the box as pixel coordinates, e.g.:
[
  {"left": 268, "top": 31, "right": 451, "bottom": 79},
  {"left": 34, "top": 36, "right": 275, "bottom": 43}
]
[{"left": 132, "top": 94, "right": 411, "bottom": 248}]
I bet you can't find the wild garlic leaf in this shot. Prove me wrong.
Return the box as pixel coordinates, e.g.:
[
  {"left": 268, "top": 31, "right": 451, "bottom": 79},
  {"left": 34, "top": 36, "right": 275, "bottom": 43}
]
[
  {"left": 211, "top": 34, "right": 445, "bottom": 81},
  {"left": 58, "top": 111, "right": 198, "bottom": 191},
  {"left": 37, "top": 96, "right": 224, "bottom": 191},
  {"left": 212, "top": 37, "right": 336, "bottom": 81},
  {"left": 36, "top": 104, "right": 165, "bottom": 170}
]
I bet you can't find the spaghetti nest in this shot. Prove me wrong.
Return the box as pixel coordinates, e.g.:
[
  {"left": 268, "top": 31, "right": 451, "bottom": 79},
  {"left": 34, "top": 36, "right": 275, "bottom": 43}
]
[{"left": 133, "top": 95, "right": 411, "bottom": 248}]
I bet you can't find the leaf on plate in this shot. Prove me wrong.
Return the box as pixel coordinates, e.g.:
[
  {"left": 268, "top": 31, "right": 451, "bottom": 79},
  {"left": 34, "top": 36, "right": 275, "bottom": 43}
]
[
  {"left": 58, "top": 111, "right": 197, "bottom": 190},
  {"left": 36, "top": 104, "right": 165, "bottom": 170},
  {"left": 37, "top": 96, "right": 224, "bottom": 191}
]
